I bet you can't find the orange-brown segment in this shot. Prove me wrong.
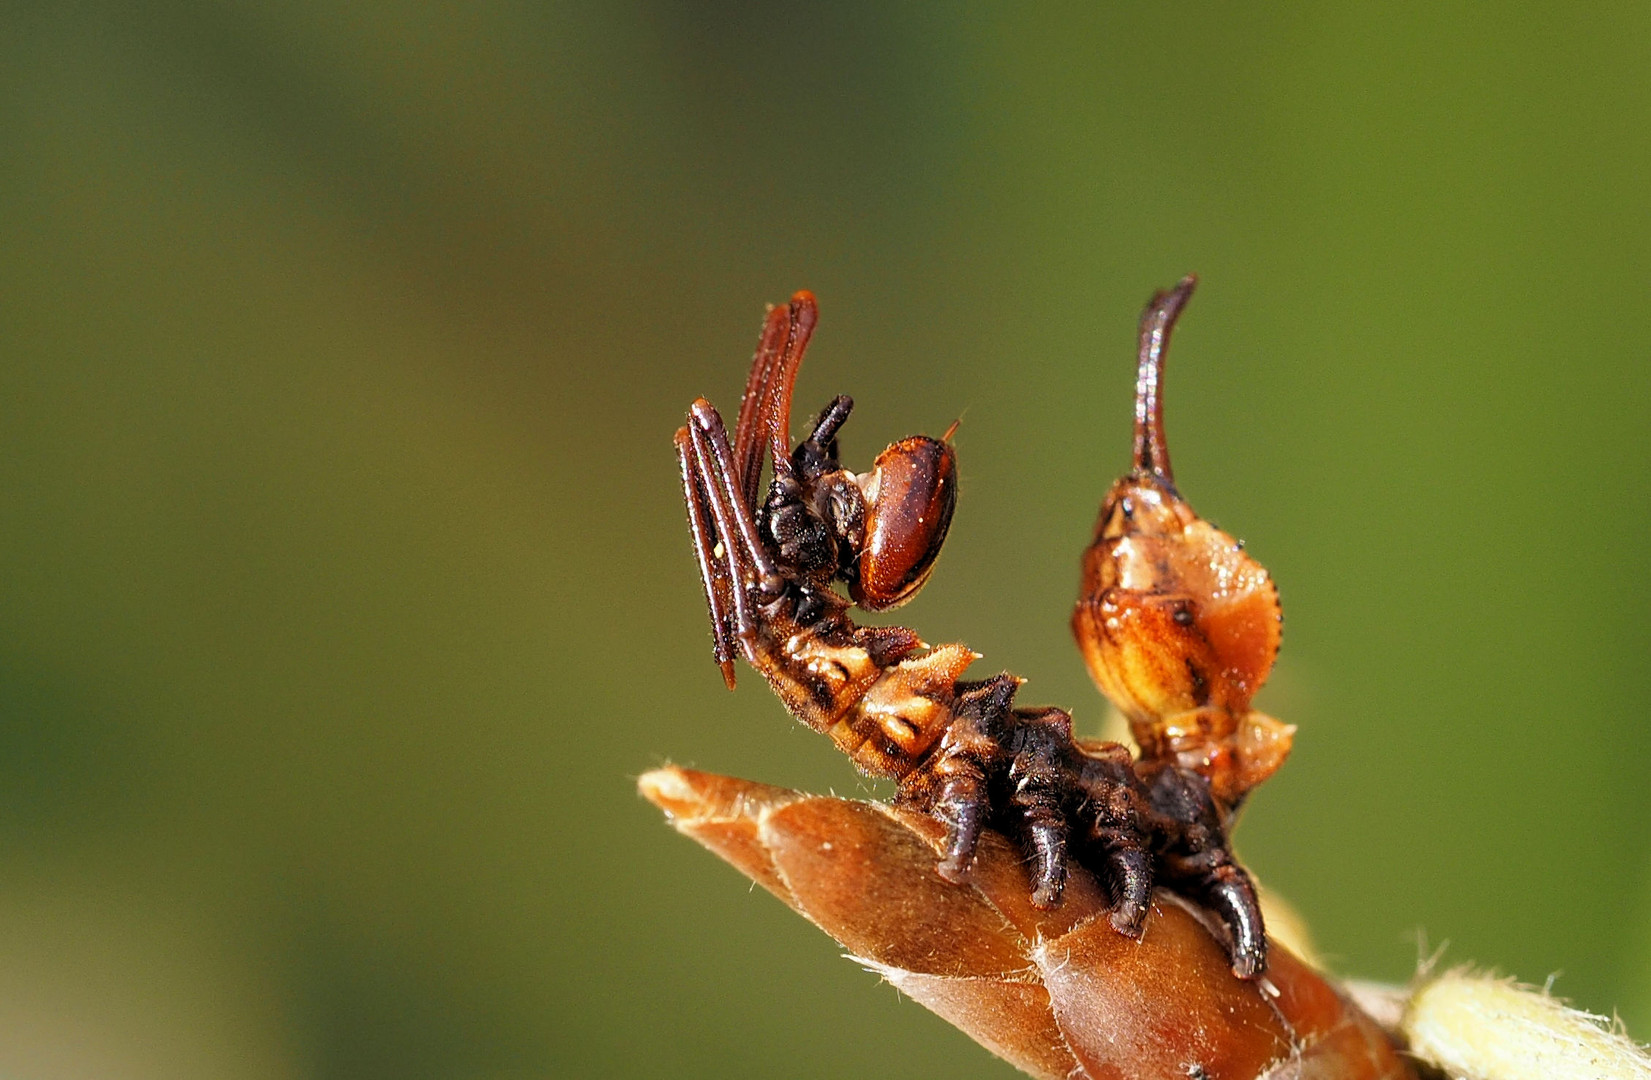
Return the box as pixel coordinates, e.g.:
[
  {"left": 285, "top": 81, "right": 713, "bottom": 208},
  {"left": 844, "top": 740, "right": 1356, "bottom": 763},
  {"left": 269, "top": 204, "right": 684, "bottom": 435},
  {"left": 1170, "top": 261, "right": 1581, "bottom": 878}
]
[{"left": 1074, "top": 474, "right": 1288, "bottom": 801}]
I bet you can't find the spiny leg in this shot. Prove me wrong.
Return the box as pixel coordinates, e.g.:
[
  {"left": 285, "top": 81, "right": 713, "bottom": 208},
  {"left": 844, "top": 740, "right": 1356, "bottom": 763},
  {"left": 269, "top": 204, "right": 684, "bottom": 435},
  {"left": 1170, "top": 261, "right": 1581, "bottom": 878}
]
[
  {"left": 1099, "top": 839, "right": 1152, "bottom": 939},
  {"left": 1018, "top": 799, "right": 1068, "bottom": 909},
  {"left": 933, "top": 762, "right": 987, "bottom": 885},
  {"left": 1160, "top": 837, "right": 1265, "bottom": 979},
  {"left": 925, "top": 676, "right": 1017, "bottom": 883},
  {"left": 1008, "top": 709, "right": 1078, "bottom": 910},
  {"left": 1189, "top": 862, "right": 1265, "bottom": 981}
]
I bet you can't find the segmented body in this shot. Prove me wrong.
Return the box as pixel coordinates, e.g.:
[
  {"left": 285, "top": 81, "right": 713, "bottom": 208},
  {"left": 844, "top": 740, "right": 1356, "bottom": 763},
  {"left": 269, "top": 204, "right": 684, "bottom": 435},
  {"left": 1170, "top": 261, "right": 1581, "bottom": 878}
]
[
  {"left": 726, "top": 568, "right": 1257, "bottom": 967},
  {"left": 675, "top": 283, "right": 1275, "bottom": 978}
]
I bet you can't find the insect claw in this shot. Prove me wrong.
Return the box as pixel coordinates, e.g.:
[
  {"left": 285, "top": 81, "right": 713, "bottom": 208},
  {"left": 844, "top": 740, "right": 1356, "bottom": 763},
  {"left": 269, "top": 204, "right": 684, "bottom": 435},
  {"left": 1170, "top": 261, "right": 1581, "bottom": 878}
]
[
  {"left": 1031, "top": 876, "right": 1065, "bottom": 910},
  {"left": 719, "top": 658, "right": 737, "bottom": 690},
  {"left": 1109, "top": 906, "right": 1147, "bottom": 940}
]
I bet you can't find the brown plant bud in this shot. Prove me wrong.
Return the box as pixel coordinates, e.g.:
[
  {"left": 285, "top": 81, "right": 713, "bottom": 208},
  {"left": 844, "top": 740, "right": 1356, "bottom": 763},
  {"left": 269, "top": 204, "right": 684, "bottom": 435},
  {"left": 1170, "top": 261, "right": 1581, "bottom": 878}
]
[{"left": 639, "top": 765, "right": 1413, "bottom": 1080}]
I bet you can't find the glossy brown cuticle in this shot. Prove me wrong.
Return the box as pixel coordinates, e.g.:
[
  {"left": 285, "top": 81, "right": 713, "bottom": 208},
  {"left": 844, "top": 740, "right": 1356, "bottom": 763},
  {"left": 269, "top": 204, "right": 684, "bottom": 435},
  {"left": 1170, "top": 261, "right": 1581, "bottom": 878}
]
[{"left": 851, "top": 435, "right": 957, "bottom": 610}]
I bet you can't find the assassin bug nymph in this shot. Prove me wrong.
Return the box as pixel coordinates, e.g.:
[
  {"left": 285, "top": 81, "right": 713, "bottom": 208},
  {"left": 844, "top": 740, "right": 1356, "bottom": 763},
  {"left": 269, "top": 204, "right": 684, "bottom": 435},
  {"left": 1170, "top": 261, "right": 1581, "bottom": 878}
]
[{"left": 674, "top": 278, "right": 1288, "bottom": 978}]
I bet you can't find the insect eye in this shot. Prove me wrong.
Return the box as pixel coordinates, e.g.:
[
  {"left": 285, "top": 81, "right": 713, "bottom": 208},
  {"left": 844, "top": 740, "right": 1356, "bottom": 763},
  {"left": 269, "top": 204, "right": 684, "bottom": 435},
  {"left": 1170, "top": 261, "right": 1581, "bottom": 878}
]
[{"left": 850, "top": 435, "right": 958, "bottom": 611}]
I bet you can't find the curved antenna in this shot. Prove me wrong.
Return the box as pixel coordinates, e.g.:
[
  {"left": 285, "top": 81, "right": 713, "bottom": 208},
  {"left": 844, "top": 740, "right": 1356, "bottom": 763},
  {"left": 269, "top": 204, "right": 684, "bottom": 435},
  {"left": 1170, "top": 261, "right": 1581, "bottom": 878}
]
[{"left": 1132, "top": 275, "right": 1197, "bottom": 482}]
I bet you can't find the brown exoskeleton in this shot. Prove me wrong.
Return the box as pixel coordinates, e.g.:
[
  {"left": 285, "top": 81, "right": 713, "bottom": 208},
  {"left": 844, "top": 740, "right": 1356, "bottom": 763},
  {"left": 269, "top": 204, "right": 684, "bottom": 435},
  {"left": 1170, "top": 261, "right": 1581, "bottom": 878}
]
[{"left": 674, "top": 279, "right": 1285, "bottom": 979}]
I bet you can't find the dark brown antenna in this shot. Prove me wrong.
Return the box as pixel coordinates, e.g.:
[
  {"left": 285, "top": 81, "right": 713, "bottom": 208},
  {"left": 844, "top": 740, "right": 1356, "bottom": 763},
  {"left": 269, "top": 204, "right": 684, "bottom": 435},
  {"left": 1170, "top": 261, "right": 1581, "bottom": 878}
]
[{"left": 1132, "top": 275, "right": 1197, "bottom": 482}]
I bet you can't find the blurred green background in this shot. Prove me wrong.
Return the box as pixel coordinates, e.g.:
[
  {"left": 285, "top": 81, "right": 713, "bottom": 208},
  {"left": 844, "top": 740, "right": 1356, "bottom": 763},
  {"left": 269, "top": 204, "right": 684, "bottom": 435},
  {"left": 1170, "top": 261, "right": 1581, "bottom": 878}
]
[{"left": 2, "top": 3, "right": 1649, "bottom": 1077}]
